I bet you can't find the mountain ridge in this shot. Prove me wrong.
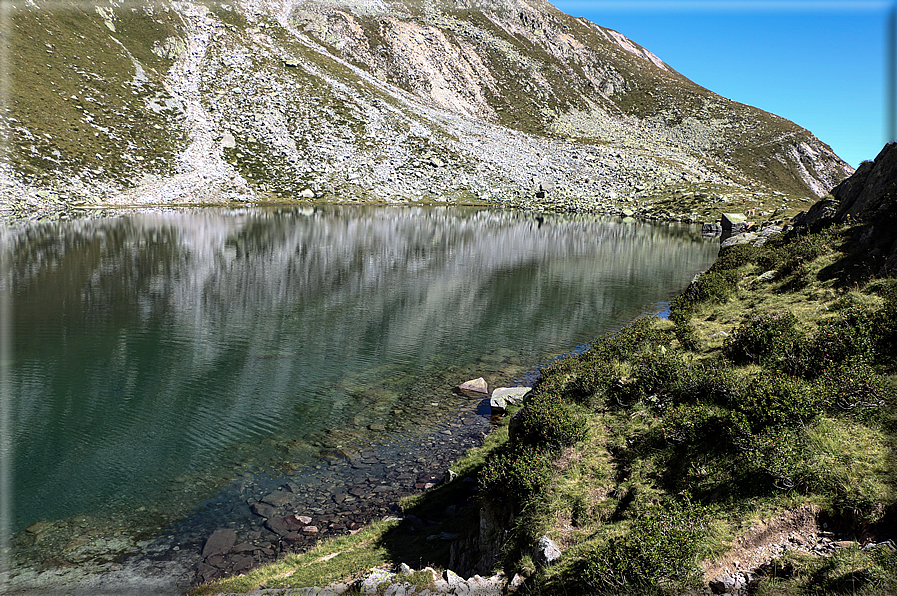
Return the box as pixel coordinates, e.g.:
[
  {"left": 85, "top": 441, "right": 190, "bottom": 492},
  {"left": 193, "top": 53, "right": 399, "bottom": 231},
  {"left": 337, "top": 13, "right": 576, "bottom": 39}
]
[{"left": 1, "top": 0, "right": 853, "bottom": 216}]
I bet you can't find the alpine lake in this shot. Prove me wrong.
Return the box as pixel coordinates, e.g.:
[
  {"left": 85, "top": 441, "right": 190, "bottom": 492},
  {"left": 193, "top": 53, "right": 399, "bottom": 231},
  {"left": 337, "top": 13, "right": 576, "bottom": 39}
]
[{"left": 4, "top": 205, "right": 719, "bottom": 593}]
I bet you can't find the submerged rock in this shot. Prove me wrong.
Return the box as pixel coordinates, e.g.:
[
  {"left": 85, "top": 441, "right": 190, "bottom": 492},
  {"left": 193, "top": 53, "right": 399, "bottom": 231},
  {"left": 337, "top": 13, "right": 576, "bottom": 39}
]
[{"left": 201, "top": 528, "right": 236, "bottom": 558}]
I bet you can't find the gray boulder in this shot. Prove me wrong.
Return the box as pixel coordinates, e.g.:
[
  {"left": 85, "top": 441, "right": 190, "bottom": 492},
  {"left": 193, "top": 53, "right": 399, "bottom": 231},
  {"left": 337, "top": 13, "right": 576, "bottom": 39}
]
[
  {"left": 721, "top": 212, "right": 747, "bottom": 232},
  {"left": 533, "top": 535, "right": 561, "bottom": 567},
  {"left": 489, "top": 387, "right": 531, "bottom": 414}
]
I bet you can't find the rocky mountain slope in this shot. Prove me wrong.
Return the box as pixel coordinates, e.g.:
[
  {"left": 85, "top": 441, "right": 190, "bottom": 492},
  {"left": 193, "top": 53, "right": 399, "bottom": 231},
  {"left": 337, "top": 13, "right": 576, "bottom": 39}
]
[{"left": 1, "top": 0, "right": 853, "bottom": 215}]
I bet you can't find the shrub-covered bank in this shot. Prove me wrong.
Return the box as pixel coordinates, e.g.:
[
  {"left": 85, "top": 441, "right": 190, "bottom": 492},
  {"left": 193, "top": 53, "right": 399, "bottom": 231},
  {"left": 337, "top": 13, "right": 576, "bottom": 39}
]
[
  {"left": 194, "top": 146, "right": 897, "bottom": 595},
  {"left": 480, "top": 220, "right": 897, "bottom": 594},
  {"left": 194, "top": 219, "right": 897, "bottom": 596}
]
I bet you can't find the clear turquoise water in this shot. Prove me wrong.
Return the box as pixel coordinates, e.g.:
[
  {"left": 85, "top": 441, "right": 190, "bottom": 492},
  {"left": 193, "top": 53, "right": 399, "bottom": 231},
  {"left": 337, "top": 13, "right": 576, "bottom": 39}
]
[{"left": 7, "top": 206, "right": 718, "bottom": 538}]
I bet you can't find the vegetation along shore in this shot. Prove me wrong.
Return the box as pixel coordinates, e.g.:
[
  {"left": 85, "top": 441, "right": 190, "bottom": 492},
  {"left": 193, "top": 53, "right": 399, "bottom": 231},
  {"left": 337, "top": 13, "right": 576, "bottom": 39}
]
[{"left": 185, "top": 146, "right": 897, "bottom": 595}]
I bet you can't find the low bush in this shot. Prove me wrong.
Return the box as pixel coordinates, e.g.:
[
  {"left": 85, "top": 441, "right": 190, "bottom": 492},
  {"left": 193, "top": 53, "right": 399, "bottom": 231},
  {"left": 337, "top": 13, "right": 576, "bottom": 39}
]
[
  {"left": 815, "top": 361, "right": 889, "bottom": 418},
  {"left": 710, "top": 243, "right": 759, "bottom": 272},
  {"left": 756, "top": 228, "right": 833, "bottom": 276},
  {"left": 723, "top": 311, "right": 803, "bottom": 368},
  {"left": 738, "top": 373, "right": 819, "bottom": 430},
  {"left": 566, "top": 360, "right": 618, "bottom": 406},
  {"left": 588, "top": 316, "right": 670, "bottom": 363},
  {"left": 731, "top": 423, "right": 804, "bottom": 490},
  {"left": 672, "top": 363, "right": 742, "bottom": 408},
  {"left": 673, "top": 270, "right": 739, "bottom": 315},
  {"left": 803, "top": 307, "right": 877, "bottom": 377},
  {"left": 802, "top": 418, "right": 893, "bottom": 525},
  {"left": 510, "top": 392, "right": 588, "bottom": 448},
  {"left": 582, "top": 501, "right": 707, "bottom": 594},
  {"left": 660, "top": 404, "right": 716, "bottom": 445},
  {"left": 673, "top": 319, "right": 700, "bottom": 351},
  {"left": 632, "top": 349, "right": 686, "bottom": 409},
  {"left": 873, "top": 282, "right": 897, "bottom": 362},
  {"left": 478, "top": 445, "right": 553, "bottom": 507}
]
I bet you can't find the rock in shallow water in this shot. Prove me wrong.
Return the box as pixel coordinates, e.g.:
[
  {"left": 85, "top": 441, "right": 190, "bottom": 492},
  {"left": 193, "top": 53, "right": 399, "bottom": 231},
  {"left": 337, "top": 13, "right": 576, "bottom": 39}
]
[
  {"left": 459, "top": 377, "right": 488, "bottom": 394},
  {"left": 201, "top": 528, "right": 236, "bottom": 558}
]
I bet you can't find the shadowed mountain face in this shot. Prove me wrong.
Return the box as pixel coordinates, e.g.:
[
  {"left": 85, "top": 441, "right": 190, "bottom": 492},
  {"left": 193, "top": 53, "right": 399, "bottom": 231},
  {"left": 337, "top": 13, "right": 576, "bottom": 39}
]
[{"left": 1, "top": 0, "right": 852, "bottom": 210}]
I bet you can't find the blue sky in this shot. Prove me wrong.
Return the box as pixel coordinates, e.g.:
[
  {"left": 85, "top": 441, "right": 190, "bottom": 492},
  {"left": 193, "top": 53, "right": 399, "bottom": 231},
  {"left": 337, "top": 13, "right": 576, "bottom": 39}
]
[{"left": 551, "top": 1, "right": 894, "bottom": 169}]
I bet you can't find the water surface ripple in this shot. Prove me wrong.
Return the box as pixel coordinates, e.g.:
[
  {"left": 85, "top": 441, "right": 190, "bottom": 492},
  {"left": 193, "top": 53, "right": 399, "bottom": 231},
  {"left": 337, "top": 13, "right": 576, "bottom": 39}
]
[{"left": 8, "top": 205, "right": 718, "bottom": 574}]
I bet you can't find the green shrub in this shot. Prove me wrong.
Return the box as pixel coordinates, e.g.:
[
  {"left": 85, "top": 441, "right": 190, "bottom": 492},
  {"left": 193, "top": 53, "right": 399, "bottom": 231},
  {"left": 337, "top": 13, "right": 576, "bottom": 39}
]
[
  {"left": 582, "top": 501, "right": 706, "bottom": 593},
  {"left": 510, "top": 392, "right": 588, "bottom": 448},
  {"left": 673, "top": 319, "right": 699, "bottom": 351},
  {"left": 802, "top": 418, "right": 893, "bottom": 524},
  {"left": 815, "top": 361, "right": 889, "bottom": 417},
  {"left": 672, "top": 363, "right": 742, "bottom": 408},
  {"left": 661, "top": 404, "right": 716, "bottom": 444},
  {"left": 589, "top": 316, "right": 670, "bottom": 363},
  {"left": 756, "top": 228, "right": 833, "bottom": 275},
  {"left": 566, "top": 361, "right": 617, "bottom": 406},
  {"left": 732, "top": 423, "right": 804, "bottom": 490},
  {"left": 739, "top": 373, "right": 819, "bottom": 429},
  {"left": 804, "top": 307, "right": 877, "bottom": 376},
  {"left": 723, "top": 311, "right": 802, "bottom": 368},
  {"left": 632, "top": 349, "right": 685, "bottom": 409},
  {"left": 710, "top": 243, "right": 759, "bottom": 272},
  {"left": 478, "top": 445, "right": 553, "bottom": 506},
  {"left": 675, "top": 270, "right": 739, "bottom": 312},
  {"left": 873, "top": 283, "right": 897, "bottom": 362}
]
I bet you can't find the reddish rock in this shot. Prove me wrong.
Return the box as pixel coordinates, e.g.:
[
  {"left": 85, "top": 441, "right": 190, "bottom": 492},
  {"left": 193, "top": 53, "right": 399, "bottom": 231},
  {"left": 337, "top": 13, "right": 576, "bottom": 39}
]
[
  {"left": 302, "top": 525, "right": 320, "bottom": 535},
  {"left": 196, "top": 562, "right": 219, "bottom": 583},
  {"left": 296, "top": 515, "right": 313, "bottom": 525},
  {"left": 202, "top": 529, "right": 237, "bottom": 558},
  {"left": 281, "top": 531, "right": 304, "bottom": 547}
]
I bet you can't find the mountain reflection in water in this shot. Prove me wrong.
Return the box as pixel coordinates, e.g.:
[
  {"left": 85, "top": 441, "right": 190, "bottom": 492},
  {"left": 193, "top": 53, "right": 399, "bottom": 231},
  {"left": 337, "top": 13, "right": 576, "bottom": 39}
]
[{"left": 7, "top": 205, "right": 718, "bottom": 541}]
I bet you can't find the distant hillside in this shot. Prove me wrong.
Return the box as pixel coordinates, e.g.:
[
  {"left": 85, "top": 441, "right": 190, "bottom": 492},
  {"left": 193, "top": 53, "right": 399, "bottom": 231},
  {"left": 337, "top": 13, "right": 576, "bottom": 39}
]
[{"left": 0, "top": 0, "right": 853, "bottom": 212}]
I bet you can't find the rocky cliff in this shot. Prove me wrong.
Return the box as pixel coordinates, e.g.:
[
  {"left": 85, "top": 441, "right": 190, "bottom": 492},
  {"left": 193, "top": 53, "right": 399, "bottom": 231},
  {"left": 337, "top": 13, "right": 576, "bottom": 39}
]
[{"left": 1, "top": 0, "right": 853, "bottom": 213}]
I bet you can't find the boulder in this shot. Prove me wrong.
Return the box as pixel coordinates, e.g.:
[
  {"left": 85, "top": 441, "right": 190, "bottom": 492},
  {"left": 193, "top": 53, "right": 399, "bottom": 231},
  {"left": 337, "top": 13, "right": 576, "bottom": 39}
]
[
  {"left": 721, "top": 212, "right": 747, "bottom": 232},
  {"left": 533, "top": 535, "right": 561, "bottom": 567},
  {"left": 792, "top": 196, "right": 840, "bottom": 227},
  {"left": 202, "top": 528, "right": 236, "bottom": 558},
  {"left": 709, "top": 571, "right": 736, "bottom": 594},
  {"left": 489, "top": 387, "right": 531, "bottom": 414},
  {"left": 266, "top": 514, "right": 312, "bottom": 536},
  {"left": 720, "top": 232, "right": 759, "bottom": 248},
  {"left": 702, "top": 222, "right": 722, "bottom": 235},
  {"left": 459, "top": 377, "right": 488, "bottom": 395}
]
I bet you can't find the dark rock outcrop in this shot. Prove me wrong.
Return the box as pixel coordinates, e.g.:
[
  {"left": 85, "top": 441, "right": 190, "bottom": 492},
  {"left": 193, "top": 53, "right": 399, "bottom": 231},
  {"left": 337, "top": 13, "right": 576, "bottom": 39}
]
[
  {"left": 796, "top": 143, "right": 897, "bottom": 228},
  {"left": 831, "top": 142, "right": 897, "bottom": 222}
]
